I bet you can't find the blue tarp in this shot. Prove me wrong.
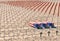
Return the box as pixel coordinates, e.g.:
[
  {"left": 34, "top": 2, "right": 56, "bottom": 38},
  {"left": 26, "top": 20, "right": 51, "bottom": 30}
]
[
  {"left": 33, "top": 24, "right": 43, "bottom": 29},
  {"left": 32, "top": 22, "right": 56, "bottom": 29},
  {"left": 47, "top": 23, "right": 56, "bottom": 28}
]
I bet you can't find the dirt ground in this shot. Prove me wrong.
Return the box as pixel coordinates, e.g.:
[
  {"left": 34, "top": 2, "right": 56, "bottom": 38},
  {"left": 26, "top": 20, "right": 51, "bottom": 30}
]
[{"left": 0, "top": 1, "right": 60, "bottom": 41}]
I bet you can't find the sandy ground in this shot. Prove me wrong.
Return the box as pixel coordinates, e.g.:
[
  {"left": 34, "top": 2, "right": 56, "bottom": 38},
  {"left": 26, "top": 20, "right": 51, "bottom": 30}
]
[{"left": 0, "top": 1, "right": 60, "bottom": 41}]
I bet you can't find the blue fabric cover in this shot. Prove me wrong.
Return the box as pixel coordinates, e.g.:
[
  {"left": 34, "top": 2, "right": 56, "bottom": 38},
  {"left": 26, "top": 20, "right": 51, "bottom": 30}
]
[
  {"left": 32, "top": 22, "right": 56, "bottom": 29},
  {"left": 47, "top": 23, "right": 56, "bottom": 28},
  {"left": 33, "top": 23, "right": 43, "bottom": 29}
]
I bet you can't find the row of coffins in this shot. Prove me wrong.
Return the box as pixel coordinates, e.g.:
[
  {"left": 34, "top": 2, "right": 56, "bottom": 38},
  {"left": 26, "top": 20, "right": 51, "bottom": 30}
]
[{"left": 29, "top": 22, "right": 56, "bottom": 29}]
